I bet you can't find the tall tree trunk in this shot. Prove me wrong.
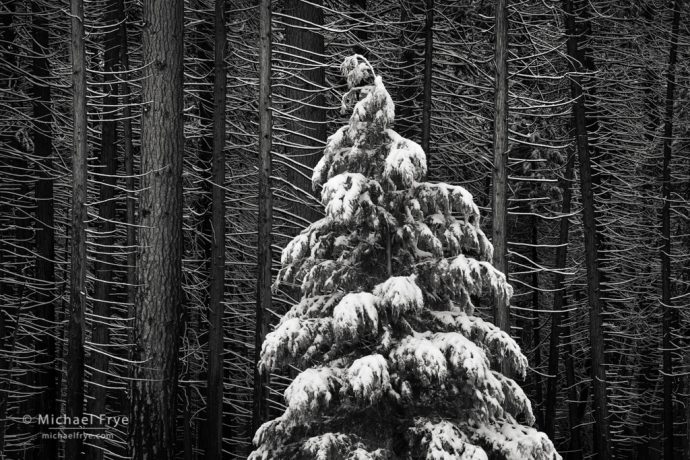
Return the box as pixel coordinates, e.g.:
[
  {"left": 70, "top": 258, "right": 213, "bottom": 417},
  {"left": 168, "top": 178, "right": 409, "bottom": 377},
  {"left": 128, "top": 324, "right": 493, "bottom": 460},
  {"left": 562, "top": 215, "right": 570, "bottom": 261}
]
[
  {"left": 66, "top": 0, "right": 88, "bottom": 458},
  {"left": 492, "top": 0, "right": 510, "bottom": 335},
  {"left": 421, "top": 0, "right": 433, "bottom": 165},
  {"left": 131, "top": 0, "right": 184, "bottom": 457},
  {"left": 284, "top": 0, "right": 326, "bottom": 223},
  {"left": 544, "top": 149, "right": 575, "bottom": 439},
  {"left": 87, "top": 2, "right": 123, "bottom": 458},
  {"left": 205, "top": 0, "right": 227, "bottom": 457},
  {"left": 661, "top": 1, "right": 681, "bottom": 458},
  {"left": 30, "top": 2, "right": 58, "bottom": 458},
  {"left": 562, "top": 0, "right": 610, "bottom": 456},
  {"left": 253, "top": 0, "right": 273, "bottom": 436}
]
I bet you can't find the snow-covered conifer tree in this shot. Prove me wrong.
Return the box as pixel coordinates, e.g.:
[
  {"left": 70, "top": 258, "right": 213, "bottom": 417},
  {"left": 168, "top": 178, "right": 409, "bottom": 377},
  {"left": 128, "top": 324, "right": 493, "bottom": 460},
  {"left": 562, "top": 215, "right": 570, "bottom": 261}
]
[{"left": 250, "top": 55, "right": 561, "bottom": 460}]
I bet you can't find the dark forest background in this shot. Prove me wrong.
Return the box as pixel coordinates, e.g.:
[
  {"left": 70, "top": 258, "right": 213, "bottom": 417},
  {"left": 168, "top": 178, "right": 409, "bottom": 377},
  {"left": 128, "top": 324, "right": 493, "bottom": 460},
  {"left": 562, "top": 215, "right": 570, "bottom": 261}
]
[{"left": 0, "top": 0, "right": 689, "bottom": 459}]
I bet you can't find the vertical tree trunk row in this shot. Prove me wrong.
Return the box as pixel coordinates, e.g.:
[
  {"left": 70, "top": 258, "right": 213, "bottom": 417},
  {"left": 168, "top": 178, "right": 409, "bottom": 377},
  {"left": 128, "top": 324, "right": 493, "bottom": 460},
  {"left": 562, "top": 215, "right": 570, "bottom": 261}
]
[{"left": 131, "top": 0, "right": 184, "bottom": 457}]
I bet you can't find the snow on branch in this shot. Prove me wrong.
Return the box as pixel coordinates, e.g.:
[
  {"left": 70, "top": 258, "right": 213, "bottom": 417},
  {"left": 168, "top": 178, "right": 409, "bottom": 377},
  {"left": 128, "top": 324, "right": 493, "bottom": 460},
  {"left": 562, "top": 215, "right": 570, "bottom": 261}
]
[
  {"left": 343, "top": 354, "right": 392, "bottom": 405},
  {"left": 383, "top": 129, "right": 427, "bottom": 189},
  {"left": 333, "top": 292, "right": 379, "bottom": 342},
  {"left": 409, "top": 419, "right": 488, "bottom": 460},
  {"left": 431, "top": 310, "right": 529, "bottom": 379},
  {"left": 373, "top": 275, "right": 424, "bottom": 322},
  {"left": 473, "top": 421, "right": 560, "bottom": 460}
]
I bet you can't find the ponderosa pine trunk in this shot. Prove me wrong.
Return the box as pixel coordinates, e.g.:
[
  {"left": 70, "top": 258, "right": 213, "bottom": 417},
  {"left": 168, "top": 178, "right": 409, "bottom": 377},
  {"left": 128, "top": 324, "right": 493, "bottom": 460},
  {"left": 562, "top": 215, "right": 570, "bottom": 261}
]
[
  {"left": 205, "top": 0, "right": 227, "bottom": 457},
  {"left": 562, "top": 0, "right": 610, "bottom": 456},
  {"left": 253, "top": 0, "right": 273, "bottom": 436},
  {"left": 66, "top": 0, "right": 87, "bottom": 457},
  {"left": 661, "top": 0, "right": 681, "bottom": 457},
  {"left": 131, "top": 0, "right": 184, "bottom": 457},
  {"left": 492, "top": 0, "right": 509, "bottom": 335}
]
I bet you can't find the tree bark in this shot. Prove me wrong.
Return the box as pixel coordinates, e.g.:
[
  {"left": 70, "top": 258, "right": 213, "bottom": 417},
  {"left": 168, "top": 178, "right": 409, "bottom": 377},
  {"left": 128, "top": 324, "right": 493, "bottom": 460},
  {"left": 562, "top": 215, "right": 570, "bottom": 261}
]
[
  {"left": 131, "top": 0, "right": 184, "bottom": 457},
  {"left": 562, "top": 0, "right": 610, "bottom": 456},
  {"left": 66, "top": 0, "right": 88, "bottom": 457},
  {"left": 253, "top": 0, "right": 273, "bottom": 436},
  {"left": 661, "top": 1, "right": 681, "bottom": 458},
  {"left": 492, "top": 0, "right": 510, "bottom": 335},
  {"left": 205, "top": 0, "right": 227, "bottom": 457}
]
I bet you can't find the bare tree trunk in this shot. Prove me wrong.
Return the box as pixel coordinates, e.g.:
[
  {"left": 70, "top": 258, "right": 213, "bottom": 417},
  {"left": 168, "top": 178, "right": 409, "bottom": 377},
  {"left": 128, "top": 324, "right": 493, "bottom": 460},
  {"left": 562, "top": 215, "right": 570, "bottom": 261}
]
[
  {"left": 205, "top": 0, "right": 227, "bottom": 457},
  {"left": 131, "top": 0, "right": 184, "bottom": 457},
  {"left": 492, "top": 0, "right": 510, "bottom": 335},
  {"left": 661, "top": 1, "right": 681, "bottom": 457},
  {"left": 253, "top": 0, "right": 273, "bottom": 436},
  {"left": 66, "top": 0, "right": 87, "bottom": 458},
  {"left": 420, "top": 0, "right": 433, "bottom": 165},
  {"left": 545, "top": 149, "right": 575, "bottom": 439},
  {"left": 30, "top": 1, "right": 58, "bottom": 457},
  {"left": 562, "top": 0, "right": 610, "bottom": 456}
]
